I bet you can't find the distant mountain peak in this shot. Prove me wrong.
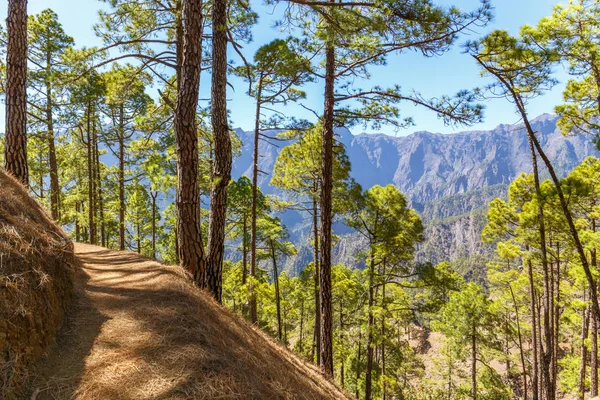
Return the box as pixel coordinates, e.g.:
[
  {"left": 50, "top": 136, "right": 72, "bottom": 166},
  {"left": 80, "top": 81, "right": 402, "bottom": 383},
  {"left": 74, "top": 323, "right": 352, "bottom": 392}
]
[
  {"left": 233, "top": 114, "right": 597, "bottom": 206},
  {"left": 531, "top": 113, "right": 557, "bottom": 123}
]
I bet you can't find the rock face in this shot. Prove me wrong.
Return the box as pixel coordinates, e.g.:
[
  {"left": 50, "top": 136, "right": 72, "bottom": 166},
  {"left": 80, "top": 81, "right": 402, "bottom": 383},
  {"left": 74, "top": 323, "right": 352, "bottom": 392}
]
[
  {"left": 232, "top": 115, "right": 600, "bottom": 275},
  {"left": 341, "top": 113, "right": 598, "bottom": 213}
]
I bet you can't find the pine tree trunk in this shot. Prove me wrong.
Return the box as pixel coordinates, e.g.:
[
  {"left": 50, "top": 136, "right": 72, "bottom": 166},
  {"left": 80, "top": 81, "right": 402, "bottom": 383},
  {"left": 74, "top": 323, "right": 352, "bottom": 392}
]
[
  {"left": 528, "top": 255, "right": 539, "bottom": 400},
  {"left": 319, "top": 35, "right": 335, "bottom": 378},
  {"left": 151, "top": 191, "right": 157, "bottom": 259},
  {"left": 250, "top": 78, "right": 263, "bottom": 324},
  {"left": 537, "top": 295, "right": 544, "bottom": 398},
  {"left": 204, "top": 0, "right": 232, "bottom": 301},
  {"left": 137, "top": 221, "right": 141, "bottom": 254},
  {"left": 472, "top": 326, "right": 477, "bottom": 400},
  {"left": 554, "top": 245, "right": 562, "bottom": 396},
  {"left": 95, "top": 114, "right": 105, "bottom": 247},
  {"left": 527, "top": 133, "right": 553, "bottom": 400},
  {"left": 46, "top": 75, "right": 59, "bottom": 220},
  {"left": 38, "top": 152, "right": 44, "bottom": 198},
  {"left": 4, "top": 0, "right": 29, "bottom": 185},
  {"left": 75, "top": 201, "right": 80, "bottom": 242},
  {"left": 593, "top": 246, "right": 599, "bottom": 397},
  {"left": 365, "top": 254, "right": 376, "bottom": 400},
  {"left": 299, "top": 299, "right": 305, "bottom": 353},
  {"left": 245, "top": 214, "right": 255, "bottom": 322},
  {"left": 271, "top": 240, "right": 282, "bottom": 341},
  {"left": 118, "top": 104, "right": 125, "bottom": 250},
  {"left": 509, "top": 284, "right": 528, "bottom": 400},
  {"left": 339, "top": 301, "right": 344, "bottom": 388},
  {"left": 174, "top": 0, "right": 183, "bottom": 91},
  {"left": 579, "top": 303, "right": 590, "bottom": 400},
  {"left": 87, "top": 103, "right": 97, "bottom": 245},
  {"left": 174, "top": 0, "right": 205, "bottom": 279},
  {"left": 312, "top": 194, "right": 321, "bottom": 365},
  {"left": 381, "top": 278, "right": 386, "bottom": 400},
  {"left": 356, "top": 330, "right": 362, "bottom": 399}
]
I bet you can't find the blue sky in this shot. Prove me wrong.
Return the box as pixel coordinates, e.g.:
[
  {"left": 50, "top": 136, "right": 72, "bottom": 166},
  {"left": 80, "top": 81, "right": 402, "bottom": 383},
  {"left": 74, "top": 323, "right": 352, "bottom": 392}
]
[{"left": 0, "top": 0, "right": 567, "bottom": 135}]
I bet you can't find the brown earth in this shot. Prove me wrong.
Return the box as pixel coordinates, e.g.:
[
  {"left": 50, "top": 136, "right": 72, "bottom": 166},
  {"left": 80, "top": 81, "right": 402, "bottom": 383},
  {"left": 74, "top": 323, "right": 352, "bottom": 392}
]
[{"left": 27, "top": 243, "right": 349, "bottom": 400}]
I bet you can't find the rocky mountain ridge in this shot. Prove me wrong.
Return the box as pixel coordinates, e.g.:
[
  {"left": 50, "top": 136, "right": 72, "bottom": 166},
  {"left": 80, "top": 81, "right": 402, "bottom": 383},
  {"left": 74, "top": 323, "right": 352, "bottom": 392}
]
[{"left": 231, "top": 114, "right": 600, "bottom": 276}]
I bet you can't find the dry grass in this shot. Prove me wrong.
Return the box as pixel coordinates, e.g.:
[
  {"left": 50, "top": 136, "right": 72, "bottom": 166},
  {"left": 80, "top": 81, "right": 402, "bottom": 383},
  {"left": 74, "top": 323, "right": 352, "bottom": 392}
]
[
  {"left": 0, "top": 171, "right": 74, "bottom": 399},
  {"left": 27, "top": 244, "right": 351, "bottom": 400}
]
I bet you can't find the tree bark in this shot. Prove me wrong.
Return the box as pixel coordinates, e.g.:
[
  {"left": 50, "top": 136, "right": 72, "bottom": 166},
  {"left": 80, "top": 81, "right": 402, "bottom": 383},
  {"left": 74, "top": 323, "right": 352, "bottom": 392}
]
[
  {"left": 339, "top": 301, "right": 345, "bottom": 388},
  {"left": 245, "top": 215, "right": 255, "bottom": 322},
  {"left": 95, "top": 114, "right": 105, "bottom": 247},
  {"left": 38, "top": 151, "right": 44, "bottom": 198},
  {"left": 204, "top": 0, "right": 232, "bottom": 301},
  {"left": 472, "top": 325, "right": 477, "bottom": 400},
  {"left": 174, "top": 0, "right": 184, "bottom": 91},
  {"left": 151, "top": 191, "right": 157, "bottom": 259},
  {"left": 365, "top": 254, "right": 376, "bottom": 400},
  {"left": 271, "top": 239, "right": 282, "bottom": 341},
  {"left": 381, "top": 277, "right": 386, "bottom": 400},
  {"left": 319, "top": 32, "right": 335, "bottom": 378},
  {"left": 136, "top": 220, "right": 141, "bottom": 254},
  {"left": 312, "top": 194, "right": 321, "bottom": 365},
  {"left": 356, "top": 330, "right": 362, "bottom": 399},
  {"left": 509, "top": 284, "right": 528, "bottom": 400},
  {"left": 174, "top": 0, "right": 205, "bottom": 279},
  {"left": 250, "top": 76, "right": 263, "bottom": 324},
  {"left": 118, "top": 104, "right": 125, "bottom": 250},
  {"left": 75, "top": 201, "right": 80, "bottom": 242},
  {"left": 554, "top": 245, "right": 562, "bottom": 396},
  {"left": 4, "top": 0, "right": 29, "bottom": 185},
  {"left": 87, "top": 103, "right": 97, "bottom": 245},
  {"left": 527, "top": 131, "right": 553, "bottom": 400},
  {"left": 46, "top": 67, "right": 59, "bottom": 220},
  {"left": 527, "top": 255, "right": 539, "bottom": 400},
  {"left": 299, "top": 298, "right": 305, "bottom": 353},
  {"left": 593, "top": 247, "right": 599, "bottom": 397},
  {"left": 579, "top": 304, "right": 590, "bottom": 400}
]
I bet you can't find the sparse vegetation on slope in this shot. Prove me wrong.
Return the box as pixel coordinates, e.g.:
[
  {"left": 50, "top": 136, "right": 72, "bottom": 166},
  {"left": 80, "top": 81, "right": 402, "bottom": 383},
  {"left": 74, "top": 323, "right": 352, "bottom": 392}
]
[{"left": 0, "top": 171, "right": 74, "bottom": 399}]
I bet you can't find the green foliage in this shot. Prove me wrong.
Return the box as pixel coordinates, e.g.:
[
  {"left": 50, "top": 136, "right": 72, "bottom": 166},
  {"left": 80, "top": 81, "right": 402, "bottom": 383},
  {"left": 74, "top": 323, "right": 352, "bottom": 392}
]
[
  {"left": 8, "top": 3, "right": 600, "bottom": 399},
  {"left": 527, "top": 1, "right": 600, "bottom": 144}
]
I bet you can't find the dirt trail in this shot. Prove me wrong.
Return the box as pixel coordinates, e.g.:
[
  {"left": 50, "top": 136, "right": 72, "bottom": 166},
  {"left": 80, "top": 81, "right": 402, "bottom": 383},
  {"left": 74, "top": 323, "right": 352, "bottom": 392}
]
[{"left": 27, "top": 244, "right": 347, "bottom": 400}]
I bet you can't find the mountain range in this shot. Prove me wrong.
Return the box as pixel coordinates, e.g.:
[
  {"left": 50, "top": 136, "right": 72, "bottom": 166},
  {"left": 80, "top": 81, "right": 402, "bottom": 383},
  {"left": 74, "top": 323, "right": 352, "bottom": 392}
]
[{"left": 231, "top": 114, "right": 600, "bottom": 278}]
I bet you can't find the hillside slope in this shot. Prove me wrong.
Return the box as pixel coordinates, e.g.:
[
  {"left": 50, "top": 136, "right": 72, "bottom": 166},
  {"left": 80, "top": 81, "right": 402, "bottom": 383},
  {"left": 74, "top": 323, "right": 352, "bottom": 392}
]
[
  {"left": 0, "top": 171, "right": 74, "bottom": 399},
  {"left": 27, "top": 244, "right": 349, "bottom": 400}
]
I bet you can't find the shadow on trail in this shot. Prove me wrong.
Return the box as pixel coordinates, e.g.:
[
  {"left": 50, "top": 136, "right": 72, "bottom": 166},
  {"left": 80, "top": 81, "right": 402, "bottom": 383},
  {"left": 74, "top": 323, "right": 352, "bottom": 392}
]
[
  {"left": 26, "top": 245, "right": 345, "bottom": 400},
  {"left": 26, "top": 260, "right": 108, "bottom": 399}
]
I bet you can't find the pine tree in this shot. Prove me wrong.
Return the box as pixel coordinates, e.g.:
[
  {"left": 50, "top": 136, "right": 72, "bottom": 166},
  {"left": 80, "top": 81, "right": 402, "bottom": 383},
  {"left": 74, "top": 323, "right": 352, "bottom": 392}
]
[
  {"left": 102, "top": 65, "right": 152, "bottom": 249},
  {"left": 433, "top": 283, "right": 500, "bottom": 400},
  {"left": 204, "top": 0, "right": 233, "bottom": 301},
  {"left": 27, "top": 9, "right": 74, "bottom": 219},
  {"left": 469, "top": 32, "right": 600, "bottom": 398},
  {"left": 235, "top": 37, "right": 312, "bottom": 322},
  {"left": 529, "top": 1, "right": 600, "bottom": 145},
  {"left": 346, "top": 184, "right": 423, "bottom": 399},
  {"left": 227, "top": 175, "right": 267, "bottom": 321},
  {"left": 275, "top": 0, "right": 491, "bottom": 374},
  {"left": 272, "top": 124, "right": 354, "bottom": 364},
  {"left": 174, "top": 0, "right": 206, "bottom": 279},
  {"left": 4, "top": 0, "right": 29, "bottom": 185}
]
